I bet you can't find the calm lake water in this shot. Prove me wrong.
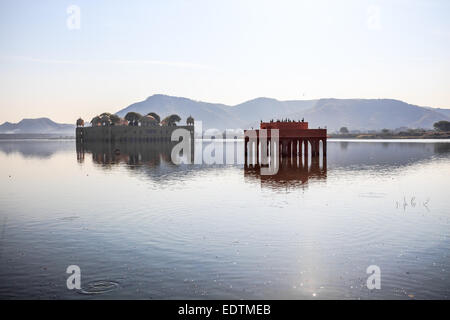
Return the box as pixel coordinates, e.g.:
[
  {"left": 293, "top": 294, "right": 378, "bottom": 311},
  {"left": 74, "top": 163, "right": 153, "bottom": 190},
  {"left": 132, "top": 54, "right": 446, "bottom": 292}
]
[{"left": 0, "top": 139, "right": 449, "bottom": 299}]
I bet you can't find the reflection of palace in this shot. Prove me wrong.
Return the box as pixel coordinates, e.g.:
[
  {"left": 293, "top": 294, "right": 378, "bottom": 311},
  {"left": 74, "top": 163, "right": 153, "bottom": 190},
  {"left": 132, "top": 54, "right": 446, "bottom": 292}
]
[
  {"left": 244, "top": 157, "right": 327, "bottom": 189},
  {"left": 76, "top": 141, "right": 193, "bottom": 166}
]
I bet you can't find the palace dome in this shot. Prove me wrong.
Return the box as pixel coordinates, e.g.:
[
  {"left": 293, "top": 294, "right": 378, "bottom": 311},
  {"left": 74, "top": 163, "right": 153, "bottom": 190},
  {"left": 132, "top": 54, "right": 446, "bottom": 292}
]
[
  {"left": 140, "top": 115, "right": 158, "bottom": 126},
  {"left": 100, "top": 115, "right": 110, "bottom": 125},
  {"left": 76, "top": 118, "right": 84, "bottom": 127}
]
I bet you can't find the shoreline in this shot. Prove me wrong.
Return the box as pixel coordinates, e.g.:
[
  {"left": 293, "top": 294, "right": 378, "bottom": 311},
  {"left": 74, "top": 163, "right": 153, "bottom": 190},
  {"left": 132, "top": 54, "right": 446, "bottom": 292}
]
[
  {"left": 329, "top": 132, "right": 450, "bottom": 140},
  {"left": 0, "top": 134, "right": 75, "bottom": 140},
  {"left": 1, "top": 137, "right": 450, "bottom": 143},
  {"left": 1, "top": 131, "right": 450, "bottom": 141}
]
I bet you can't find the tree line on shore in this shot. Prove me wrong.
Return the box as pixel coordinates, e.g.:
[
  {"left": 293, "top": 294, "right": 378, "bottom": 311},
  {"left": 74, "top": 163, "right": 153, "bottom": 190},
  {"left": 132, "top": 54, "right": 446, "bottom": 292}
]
[{"left": 335, "top": 121, "right": 450, "bottom": 138}]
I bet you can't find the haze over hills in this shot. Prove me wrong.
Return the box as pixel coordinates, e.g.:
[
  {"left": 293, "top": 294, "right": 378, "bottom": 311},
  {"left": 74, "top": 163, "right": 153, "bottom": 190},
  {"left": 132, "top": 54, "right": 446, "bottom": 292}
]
[
  {"left": 288, "top": 99, "right": 448, "bottom": 132},
  {"left": 426, "top": 107, "right": 450, "bottom": 118},
  {"left": 229, "top": 97, "right": 317, "bottom": 125},
  {"left": 115, "top": 94, "right": 319, "bottom": 130},
  {"left": 1, "top": 95, "right": 449, "bottom": 134},
  {"left": 116, "top": 94, "right": 450, "bottom": 131},
  {"left": 0, "top": 118, "right": 74, "bottom": 134},
  {"left": 116, "top": 94, "right": 245, "bottom": 129}
]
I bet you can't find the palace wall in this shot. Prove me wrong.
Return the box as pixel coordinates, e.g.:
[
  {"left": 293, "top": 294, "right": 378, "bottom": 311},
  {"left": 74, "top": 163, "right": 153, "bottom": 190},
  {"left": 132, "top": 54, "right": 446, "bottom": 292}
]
[{"left": 76, "top": 125, "right": 194, "bottom": 143}]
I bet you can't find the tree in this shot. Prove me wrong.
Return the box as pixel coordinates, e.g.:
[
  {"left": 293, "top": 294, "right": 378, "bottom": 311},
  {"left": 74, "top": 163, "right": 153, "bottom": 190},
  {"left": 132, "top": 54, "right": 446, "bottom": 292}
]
[
  {"left": 433, "top": 121, "right": 450, "bottom": 132},
  {"left": 109, "top": 114, "right": 121, "bottom": 125},
  {"left": 162, "top": 114, "right": 181, "bottom": 126},
  {"left": 100, "top": 115, "right": 111, "bottom": 126},
  {"left": 90, "top": 116, "right": 101, "bottom": 126},
  {"left": 339, "top": 127, "right": 349, "bottom": 134},
  {"left": 125, "top": 112, "right": 142, "bottom": 126},
  {"left": 381, "top": 128, "right": 391, "bottom": 134},
  {"left": 147, "top": 112, "right": 160, "bottom": 124}
]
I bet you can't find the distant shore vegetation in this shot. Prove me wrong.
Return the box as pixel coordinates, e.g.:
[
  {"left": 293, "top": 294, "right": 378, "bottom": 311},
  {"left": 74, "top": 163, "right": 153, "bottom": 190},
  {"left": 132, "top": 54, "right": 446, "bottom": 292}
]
[{"left": 331, "top": 121, "right": 450, "bottom": 139}]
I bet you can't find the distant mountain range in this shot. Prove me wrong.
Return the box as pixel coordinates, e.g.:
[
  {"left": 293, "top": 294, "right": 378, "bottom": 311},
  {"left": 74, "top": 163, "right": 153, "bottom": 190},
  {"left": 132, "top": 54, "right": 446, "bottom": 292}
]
[
  {"left": 116, "top": 94, "right": 450, "bottom": 131},
  {"left": 0, "top": 118, "right": 74, "bottom": 134},
  {"left": 1, "top": 95, "right": 449, "bottom": 134}
]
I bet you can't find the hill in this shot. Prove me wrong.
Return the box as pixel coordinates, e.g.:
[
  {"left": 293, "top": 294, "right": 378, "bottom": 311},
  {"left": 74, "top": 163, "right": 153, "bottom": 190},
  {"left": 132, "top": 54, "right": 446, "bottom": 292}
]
[
  {"left": 0, "top": 118, "right": 75, "bottom": 134},
  {"left": 115, "top": 95, "right": 450, "bottom": 131}
]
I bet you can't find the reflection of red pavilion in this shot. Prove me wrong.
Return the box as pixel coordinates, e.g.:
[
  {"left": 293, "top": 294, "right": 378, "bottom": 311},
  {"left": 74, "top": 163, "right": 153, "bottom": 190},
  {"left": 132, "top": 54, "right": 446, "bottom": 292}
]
[
  {"left": 244, "top": 120, "right": 327, "bottom": 164},
  {"left": 244, "top": 157, "right": 327, "bottom": 189}
]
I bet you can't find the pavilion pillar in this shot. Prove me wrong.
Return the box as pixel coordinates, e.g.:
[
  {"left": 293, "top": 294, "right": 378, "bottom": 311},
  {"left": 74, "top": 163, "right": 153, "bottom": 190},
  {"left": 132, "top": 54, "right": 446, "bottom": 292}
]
[
  {"left": 280, "top": 139, "right": 284, "bottom": 158},
  {"left": 289, "top": 139, "right": 292, "bottom": 158},
  {"left": 292, "top": 139, "right": 295, "bottom": 158},
  {"left": 304, "top": 139, "right": 309, "bottom": 163},
  {"left": 312, "top": 139, "right": 316, "bottom": 157},
  {"left": 286, "top": 140, "right": 289, "bottom": 157},
  {"left": 293, "top": 140, "right": 298, "bottom": 166},
  {"left": 284, "top": 140, "right": 287, "bottom": 159},
  {"left": 318, "top": 139, "right": 322, "bottom": 157},
  {"left": 250, "top": 140, "right": 255, "bottom": 165},
  {"left": 278, "top": 141, "right": 281, "bottom": 160},
  {"left": 278, "top": 140, "right": 281, "bottom": 161},
  {"left": 262, "top": 138, "right": 268, "bottom": 166},
  {"left": 256, "top": 135, "right": 260, "bottom": 165},
  {"left": 287, "top": 139, "right": 291, "bottom": 158},
  {"left": 323, "top": 138, "right": 327, "bottom": 157},
  {"left": 291, "top": 139, "right": 297, "bottom": 158},
  {"left": 292, "top": 139, "right": 295, "bottom": 164},
  {"left": 281, "top": 139, "right": 284, "bottom": 159},
  {"left": 290, "top": 139, "right": 293, "bottom": 157},
  {"left": 298, "top": 139, "right": 303, "bottom": 159},
  {"left": 294, "top": 140, "right": 298, "bottom": 165},
  {"left": 244, "top": 137, "right": 248, "bottom": 166},
  {"left": 287, "top": 139, "right": 290, "bottom": 158},
  {"left": 315, "top": 139, "right": 320, "bottom": 157},
  {"left": 268, "top": 138, "right": 271, "bottom": 163},
  {"left": 311, "top": 154, "right": 320, "bottom": 170},
  {"left": 292, "top": 139, "right": 296, "bottom": 165},
  {"left": 293, "top": 139, "right": 296, "bottom": 158}
]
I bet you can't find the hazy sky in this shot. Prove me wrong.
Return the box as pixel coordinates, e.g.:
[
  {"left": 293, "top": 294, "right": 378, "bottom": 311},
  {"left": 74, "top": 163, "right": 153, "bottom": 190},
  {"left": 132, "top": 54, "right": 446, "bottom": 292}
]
[{"left": 0, "top": 0, "right": 449, "bottom": 123}]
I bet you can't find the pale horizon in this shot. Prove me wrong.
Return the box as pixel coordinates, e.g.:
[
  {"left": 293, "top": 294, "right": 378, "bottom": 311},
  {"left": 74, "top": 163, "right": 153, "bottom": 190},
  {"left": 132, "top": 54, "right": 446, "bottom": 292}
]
[{"left": 1, "top": 0, "right": 450, "bottom": 124}]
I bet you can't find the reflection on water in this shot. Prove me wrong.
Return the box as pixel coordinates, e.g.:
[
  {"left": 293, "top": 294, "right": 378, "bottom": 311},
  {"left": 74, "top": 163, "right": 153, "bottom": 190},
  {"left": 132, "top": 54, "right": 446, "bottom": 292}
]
[
  {"left": 77, "top": 141, "right": 180, "bottom": 167},
  {"left": 0, "top": 139, "right": 449, "bottom": 299},
  {"left": 79, "top": 140, "right": 328, "bottom": 190},
  {"left": 245, "top": 158, "right": 326, "bottom": 190},
  {"left": 0, "top": 140, "right": 74, "bottom": 159}
]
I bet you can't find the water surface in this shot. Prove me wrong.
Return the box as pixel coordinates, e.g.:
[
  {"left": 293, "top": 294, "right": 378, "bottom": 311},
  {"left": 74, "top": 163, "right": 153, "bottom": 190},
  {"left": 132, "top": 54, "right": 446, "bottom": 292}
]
[{"left": 0, "top": 139, "right": 449, "bottom": 299}]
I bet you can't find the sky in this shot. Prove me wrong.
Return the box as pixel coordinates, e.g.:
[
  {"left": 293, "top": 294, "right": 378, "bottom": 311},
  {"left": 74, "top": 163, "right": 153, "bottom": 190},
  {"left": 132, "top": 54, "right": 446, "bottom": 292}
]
[{"left": 0, "top": 0, "right": 449, "bottom": 124}]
